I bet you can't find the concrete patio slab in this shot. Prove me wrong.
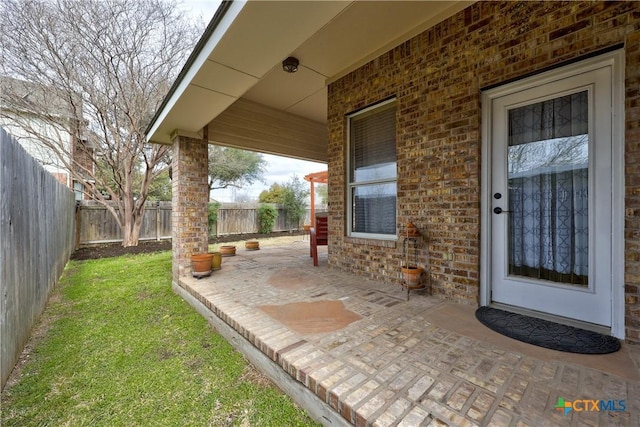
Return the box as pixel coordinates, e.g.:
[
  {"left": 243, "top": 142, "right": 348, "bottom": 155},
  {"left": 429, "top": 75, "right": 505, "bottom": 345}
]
[{"left": 178, "top": 240, "right": 640, "bottom": 426}]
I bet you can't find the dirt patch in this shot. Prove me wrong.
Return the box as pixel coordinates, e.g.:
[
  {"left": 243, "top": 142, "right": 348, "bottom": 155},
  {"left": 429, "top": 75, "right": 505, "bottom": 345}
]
[
  {"left": 3, "top": 292, "right": 65, "bottom": 391},
  {"left": 71, "top": 240, "right": 172, "bottom": 260},
  {"left": 71, "top": 231, "right": 306, "bottom": 261},
  {"left": 240, "top": 363, "right": 273, "bottom": 389}
]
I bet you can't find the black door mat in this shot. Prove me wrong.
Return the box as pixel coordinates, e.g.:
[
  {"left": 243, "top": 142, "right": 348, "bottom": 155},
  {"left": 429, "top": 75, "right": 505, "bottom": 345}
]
[{"left": 475, "top": 306, "right": 620, "bottom": 354}]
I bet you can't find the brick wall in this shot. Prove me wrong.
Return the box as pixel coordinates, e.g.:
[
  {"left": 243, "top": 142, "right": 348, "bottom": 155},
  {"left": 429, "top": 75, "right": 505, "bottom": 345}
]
[
  {"left": 625, "top": 29, "right": 640, "bottom": 343},
  {"left": 171, "top": 135, "right": 209, "bottom": 281},
  {"left": 327, "top": 1, "right": 640, "bottom": 342}
]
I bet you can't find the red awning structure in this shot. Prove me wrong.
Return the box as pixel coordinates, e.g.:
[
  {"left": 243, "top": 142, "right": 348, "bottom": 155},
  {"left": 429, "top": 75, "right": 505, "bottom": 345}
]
[{"left": 304, "top": 170, "right": 328, "bottom": 224}]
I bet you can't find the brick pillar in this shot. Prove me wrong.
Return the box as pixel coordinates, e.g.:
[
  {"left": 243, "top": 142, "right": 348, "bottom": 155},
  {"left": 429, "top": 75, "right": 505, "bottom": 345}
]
[{"left": 171, "top": 134, "right": 209, "bottom": 282}]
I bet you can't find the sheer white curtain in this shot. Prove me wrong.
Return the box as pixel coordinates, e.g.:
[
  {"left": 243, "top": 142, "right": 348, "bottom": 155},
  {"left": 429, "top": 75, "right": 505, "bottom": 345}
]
[{"left": 507, "top": 91, "right": 589, "bottom": 285}]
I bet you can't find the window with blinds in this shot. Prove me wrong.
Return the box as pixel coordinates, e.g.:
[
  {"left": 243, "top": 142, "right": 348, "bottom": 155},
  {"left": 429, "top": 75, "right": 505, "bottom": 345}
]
[{"left": 347, "top": 99, "right": 397, "bottom": 238}]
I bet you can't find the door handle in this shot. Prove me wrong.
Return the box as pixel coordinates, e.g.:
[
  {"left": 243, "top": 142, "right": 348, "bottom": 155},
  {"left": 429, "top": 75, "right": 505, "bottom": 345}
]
[{"left": 493, "top": 207, "right": 512, "bottom": 214}]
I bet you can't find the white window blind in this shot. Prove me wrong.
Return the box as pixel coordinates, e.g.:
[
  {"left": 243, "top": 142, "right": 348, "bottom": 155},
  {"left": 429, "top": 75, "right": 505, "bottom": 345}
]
[{"left": 347, "top": 100, "right": 397, "bottom": 237}]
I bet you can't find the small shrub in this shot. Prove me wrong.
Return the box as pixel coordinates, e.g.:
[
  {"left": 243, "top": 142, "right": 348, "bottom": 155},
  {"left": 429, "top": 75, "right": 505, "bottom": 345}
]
[
  {"left": 208, "top": 202, "right": 221, "bottom": 238},
  {"left": 257, "top": 204, "right": 278, "bottom": 234}
]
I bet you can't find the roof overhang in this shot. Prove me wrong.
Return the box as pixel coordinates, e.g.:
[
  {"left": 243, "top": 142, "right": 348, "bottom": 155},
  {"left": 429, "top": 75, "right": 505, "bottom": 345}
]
[{"left": 146, "top": 0, "right": 474, "bottom": 162}]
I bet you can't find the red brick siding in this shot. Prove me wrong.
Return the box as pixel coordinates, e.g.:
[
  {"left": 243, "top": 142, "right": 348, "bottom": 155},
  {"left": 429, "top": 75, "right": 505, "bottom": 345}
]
[
  {"left": 51, "top": 172, "right": 68, "bottom": 186},
  {"left": 327, "top": 1, "right": 640, "bottom": 342}
]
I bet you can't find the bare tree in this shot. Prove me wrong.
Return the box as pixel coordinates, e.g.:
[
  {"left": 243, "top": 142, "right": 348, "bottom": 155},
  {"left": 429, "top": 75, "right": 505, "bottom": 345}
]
[
  {"left": 0, "top": 0, "right": 200, "bottom": 246},
  {"left": 508, "top": 135, "right": 588, "bottom": 176}
]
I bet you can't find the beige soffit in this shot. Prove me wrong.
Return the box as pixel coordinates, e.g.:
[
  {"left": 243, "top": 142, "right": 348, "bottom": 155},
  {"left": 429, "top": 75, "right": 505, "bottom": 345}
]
[
  {"left": 147, "top": 1, "right": 474, "bottom": 157},
  {"left": 146, "top": 0, "right": 352, "bottom": 145}
]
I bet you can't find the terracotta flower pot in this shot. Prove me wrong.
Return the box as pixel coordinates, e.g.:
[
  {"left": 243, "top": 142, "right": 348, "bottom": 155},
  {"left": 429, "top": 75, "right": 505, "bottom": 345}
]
[
  {"left": 405, "top": 222, "right": 420, "bottom": 237},
  {"left": 210, "top": 251, "right": 222, "bottom": 270},
  {"left": 191, "top": 253, "right": 214, "bottom": 276},
  {"left": 245, "top": 240, "right": 260, "bottom": 251},
  {"left": 401, "top": 266, "right": 423, "bottom": 288},
  {"left": 220, "top": 245, "right": 236, "bottom": 257}
]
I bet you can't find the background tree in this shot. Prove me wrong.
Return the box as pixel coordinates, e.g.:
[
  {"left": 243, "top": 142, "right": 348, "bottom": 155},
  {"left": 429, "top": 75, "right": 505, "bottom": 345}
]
[
  {"left": 259, "top": 176, "right": 309, "bottom": 229},
  {"left": 259, "top": 183, "right": 287, "bottom": 204},
  {"left": 282, "top": 176, "right": 310, "bottom": 228},
  {"left": 0, "top": 0, "right": 200, "bottom": 246},
  {"left": 145, "top": 170, "right": 172, "bottom": 202},
  {"left": 208, "top": 145, "right": 267, "bottom": 193},
  {"left": 316, "top": 183, "right": 328, "bottom": 209}
]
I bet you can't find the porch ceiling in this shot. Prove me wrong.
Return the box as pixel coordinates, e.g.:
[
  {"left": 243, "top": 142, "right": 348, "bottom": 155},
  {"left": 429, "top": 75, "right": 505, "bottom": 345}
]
[{"left": 146, "top": 0, "right": 474, "bottom": 162}]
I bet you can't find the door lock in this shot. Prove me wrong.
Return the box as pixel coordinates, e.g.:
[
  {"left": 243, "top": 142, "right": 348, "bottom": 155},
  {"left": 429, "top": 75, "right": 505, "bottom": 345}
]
[{"left": 493, "top": 207, "right": 512, "bottom": 214}]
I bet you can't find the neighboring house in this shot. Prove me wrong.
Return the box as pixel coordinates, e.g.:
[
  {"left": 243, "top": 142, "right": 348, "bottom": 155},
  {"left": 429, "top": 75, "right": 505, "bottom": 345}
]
[
  {"left": 146, "top": 1, "right": 640, "bottom": 344},
  {"left": 0, "top": 77, "right": 94, "bottom": 200}
]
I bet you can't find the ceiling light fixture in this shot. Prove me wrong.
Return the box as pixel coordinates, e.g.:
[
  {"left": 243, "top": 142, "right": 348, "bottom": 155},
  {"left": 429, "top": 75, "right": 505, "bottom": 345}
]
[{"left": 282, "top": 56, "right": 299, "bottom": 73}]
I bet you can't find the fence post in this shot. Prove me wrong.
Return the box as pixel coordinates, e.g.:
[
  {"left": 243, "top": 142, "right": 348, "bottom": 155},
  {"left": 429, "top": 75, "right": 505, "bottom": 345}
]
[
  {"left": 74, "top": 201, "right": 81, "bottom": 250},
  {"left": 155, "top": 201, "right": 161, "bottom": 241}
]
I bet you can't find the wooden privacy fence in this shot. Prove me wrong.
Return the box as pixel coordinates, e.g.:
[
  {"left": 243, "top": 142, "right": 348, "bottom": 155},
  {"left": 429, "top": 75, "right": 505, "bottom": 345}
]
[
  {"left": 76, "top": 201, "right": 311, "bottom": 247},
  {"left": 75, "top": 201, "right": 172, "bottom": 246},
  {"left": 211, "top": 203, "right": 305, "bottom": 236},
  {"left": 1, "top": 128, "right": 76, "bottom": 390}
]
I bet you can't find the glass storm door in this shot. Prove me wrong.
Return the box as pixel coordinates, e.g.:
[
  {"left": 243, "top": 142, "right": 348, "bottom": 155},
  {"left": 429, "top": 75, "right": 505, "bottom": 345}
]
[{"left": 490, "top": 66, "right": 612, "bottom": 327}]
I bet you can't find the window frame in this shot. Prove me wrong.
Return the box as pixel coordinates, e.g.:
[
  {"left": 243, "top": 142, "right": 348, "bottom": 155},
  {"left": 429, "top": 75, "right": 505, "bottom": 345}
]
[{"left": 346, "top": 98, "right": 398, "bottom": 240}]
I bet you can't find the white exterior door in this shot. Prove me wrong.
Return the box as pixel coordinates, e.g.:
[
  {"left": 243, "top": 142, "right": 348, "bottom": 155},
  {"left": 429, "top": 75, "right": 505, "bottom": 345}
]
[{"left": 485, "top": 56, "right": 621, "bottom": 328}]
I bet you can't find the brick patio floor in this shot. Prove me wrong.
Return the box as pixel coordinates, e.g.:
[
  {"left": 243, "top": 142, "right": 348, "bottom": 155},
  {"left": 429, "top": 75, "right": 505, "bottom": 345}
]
[{"left": 178, "top": 241, "right": 640, "bottom": 426}]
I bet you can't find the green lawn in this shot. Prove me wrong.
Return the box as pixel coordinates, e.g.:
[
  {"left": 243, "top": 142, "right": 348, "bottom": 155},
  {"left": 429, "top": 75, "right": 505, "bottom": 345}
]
[{"left": 1, "top": 250, "right": 319, "bottom": 426}]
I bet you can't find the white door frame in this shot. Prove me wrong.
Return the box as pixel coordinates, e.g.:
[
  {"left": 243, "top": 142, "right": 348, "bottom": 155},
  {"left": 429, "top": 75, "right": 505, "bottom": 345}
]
[{"left": 480, "top": 50, "right": 625, "bottom": 338}]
